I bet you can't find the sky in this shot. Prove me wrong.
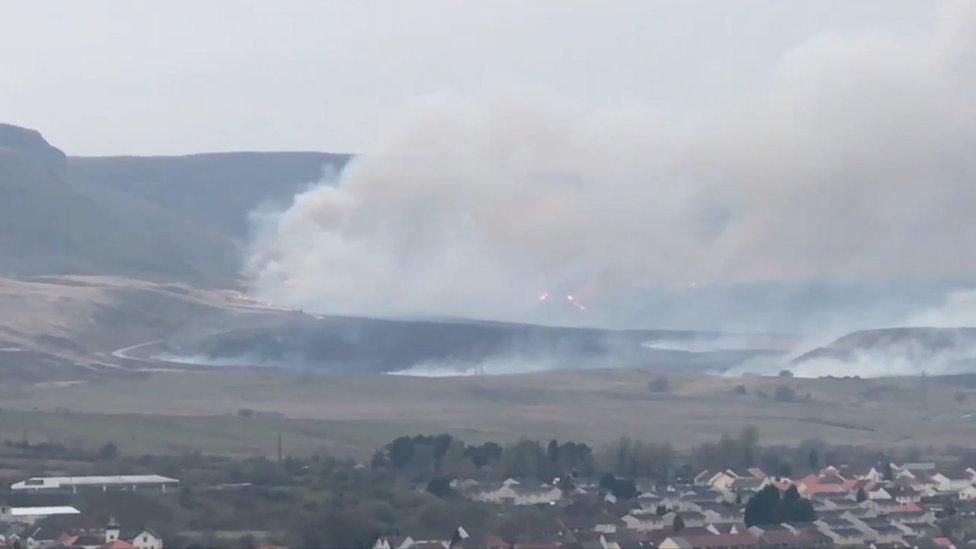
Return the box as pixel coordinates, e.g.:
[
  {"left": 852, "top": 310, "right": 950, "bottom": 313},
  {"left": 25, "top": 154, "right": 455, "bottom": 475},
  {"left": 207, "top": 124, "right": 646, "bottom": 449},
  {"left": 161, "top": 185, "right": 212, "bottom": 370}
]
[{"left": 0, "top": 0, "right": 937, "bottom": 156}]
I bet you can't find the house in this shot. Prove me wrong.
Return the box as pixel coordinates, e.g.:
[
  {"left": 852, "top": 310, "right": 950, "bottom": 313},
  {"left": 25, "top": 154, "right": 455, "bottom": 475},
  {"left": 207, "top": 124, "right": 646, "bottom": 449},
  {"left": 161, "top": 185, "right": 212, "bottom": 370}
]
[
  {"left": 757, "top": 526, "right": 819, "bottom": 547},
  {"left": 870, "top": 524, "right": 909, "bottom": 545},
  {"left": 686, "top": 530, "right": 760, "bottom": 548},
  {"left": 676, "top": 511, "right": 706, "bottom": 528},
  {"left": 620, "top": 511, "right": 665, "bottom": 532},
  {"left": 797, "top": 467, "right": 857, "bottom": 495},
  {"left": 512, "top": 533, "right": 571, "bottom": 549},
  {"left": 860, "top": 467, "right": 884, "bottom": 482},
  {"left": 959, "top": 485, "right": 976, "bottom": 500},
  {"left": 697, "top": 502, "right": 742, "bottom": 524},
  {"left": 728, "top": 477, "right": 768, "bottom": 494},
  {"left": 71, "top": 534, "right": 109, "bottom": 549},
  {"left": 374, "top": 536, "right": 416, "bottom": 549},
  {"left": 885, "top": 485, "right": 921, "bottom": 504},
  {"left": 706, "top": 471, "right": 740, "bottom": 492},
  {"left": 928, "top": 473, "right": 970, "bottom": 492},
  {"left": 657, "top": 536, "right": 692, "bottom": 549},
  {"left": 693, "top": 470, "right": 712, "bottom": 486},
  {"left": 821, "top": 526, "right": 866, "bottom": 546},
  {"left": 867, "top": 487, "right": 891, "bottom": 501},
  {"left": 25, "top": 526, "right": 60, "bottom": 549},
  {"left": 467, "top": 479, "right": 563, "bottom": 506},
  {"left": 77, "top": 517, "right": 165, "bottom": 549},
  {"left": 897, "top": 462, "right": 936, "bottom": 473},
  {"left": 129, "top": 529, "right": 164, "bottom": 549}
]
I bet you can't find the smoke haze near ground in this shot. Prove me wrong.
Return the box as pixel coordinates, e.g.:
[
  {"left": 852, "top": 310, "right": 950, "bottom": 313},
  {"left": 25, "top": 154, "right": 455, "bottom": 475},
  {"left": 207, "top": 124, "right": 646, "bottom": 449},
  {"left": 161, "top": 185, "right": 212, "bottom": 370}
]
[{"left": 246, "top": 2, "right": 976, "bottom": 333}]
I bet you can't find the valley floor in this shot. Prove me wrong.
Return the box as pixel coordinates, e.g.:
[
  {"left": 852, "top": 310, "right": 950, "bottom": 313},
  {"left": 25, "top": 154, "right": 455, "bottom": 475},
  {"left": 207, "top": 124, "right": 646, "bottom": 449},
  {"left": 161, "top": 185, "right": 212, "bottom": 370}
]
[{"left": 0, "top": 368, "right": 973, "bottom": 458}]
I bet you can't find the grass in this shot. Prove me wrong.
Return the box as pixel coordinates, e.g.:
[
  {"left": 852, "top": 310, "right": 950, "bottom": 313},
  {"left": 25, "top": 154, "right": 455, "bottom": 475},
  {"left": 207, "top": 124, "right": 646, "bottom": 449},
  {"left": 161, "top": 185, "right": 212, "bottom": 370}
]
[
  {"left": 0, "top": 409, "right": 420, "bottom": 459},
  {"left": 1, "top": 368, "right": 974, "bottom": 458}
]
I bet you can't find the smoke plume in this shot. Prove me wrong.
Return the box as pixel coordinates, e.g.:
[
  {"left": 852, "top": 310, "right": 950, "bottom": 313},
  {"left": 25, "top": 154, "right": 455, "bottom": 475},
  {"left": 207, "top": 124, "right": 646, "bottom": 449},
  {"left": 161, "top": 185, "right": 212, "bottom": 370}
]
[{"left": 247, "top": 2, "right": 976, "bottom": 332}]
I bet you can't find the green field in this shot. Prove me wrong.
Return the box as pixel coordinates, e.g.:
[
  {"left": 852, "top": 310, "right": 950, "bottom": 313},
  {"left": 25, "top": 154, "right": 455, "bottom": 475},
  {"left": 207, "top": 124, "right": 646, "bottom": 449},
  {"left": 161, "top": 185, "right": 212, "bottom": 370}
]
[
  {"left": 0, "top": 408, "right": 486, "bottom": 459},
  {"left": 2, "top": 367, "right": 974, "bottom": 460}
]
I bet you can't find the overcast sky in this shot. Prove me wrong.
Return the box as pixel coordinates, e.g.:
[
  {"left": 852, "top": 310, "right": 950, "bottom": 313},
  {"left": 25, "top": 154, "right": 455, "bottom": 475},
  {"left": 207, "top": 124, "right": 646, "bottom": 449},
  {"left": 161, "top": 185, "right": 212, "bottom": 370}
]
[{"left": 0, "top": 0, "right": 938, "bottom": 156}]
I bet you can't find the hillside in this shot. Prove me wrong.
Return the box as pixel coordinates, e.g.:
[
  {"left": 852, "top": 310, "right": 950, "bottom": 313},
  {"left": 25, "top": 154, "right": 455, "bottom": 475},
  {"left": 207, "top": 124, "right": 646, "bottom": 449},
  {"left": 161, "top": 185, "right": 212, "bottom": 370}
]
[
  {"left": 792, "top": 327, "right": 976, "bottom": 376},
  {"left": 0, "top": 275, "right": 291, "bottom": 380},
  {"left": 157, "top": 317, "right": 782, "bottom": 375},
  {"left": 0, "top": 124, "right": 235, "bottom": 284},
  {"left": 68, "top": 151, "right": 349, "bottom": 238},
  {"left": 0, "top": 123, "right": 348, "bottom": 286}
]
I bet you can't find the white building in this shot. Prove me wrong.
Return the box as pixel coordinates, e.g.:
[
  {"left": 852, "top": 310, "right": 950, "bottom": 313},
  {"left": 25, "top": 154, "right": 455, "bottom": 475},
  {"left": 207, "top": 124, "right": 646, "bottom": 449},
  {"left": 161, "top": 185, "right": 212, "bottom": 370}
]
[
  {"left": 130, "top": 529, "right": 164, "bottom": 549},
  {"left": 0, "top": 505, "right": 79, "bottom": 524},
  {"left": 11, "top": 475, "right": 179, "bottom": 493}
]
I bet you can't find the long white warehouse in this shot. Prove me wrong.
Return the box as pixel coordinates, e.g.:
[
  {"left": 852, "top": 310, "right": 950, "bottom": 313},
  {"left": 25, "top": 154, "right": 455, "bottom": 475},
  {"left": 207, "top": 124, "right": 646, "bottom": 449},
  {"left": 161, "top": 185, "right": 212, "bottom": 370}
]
[
  {"left": 0, "top": 505, "right": 80, "bottom": 524},
  {"left": 11, "top": 475, "right": 179, "bottom": 492}
]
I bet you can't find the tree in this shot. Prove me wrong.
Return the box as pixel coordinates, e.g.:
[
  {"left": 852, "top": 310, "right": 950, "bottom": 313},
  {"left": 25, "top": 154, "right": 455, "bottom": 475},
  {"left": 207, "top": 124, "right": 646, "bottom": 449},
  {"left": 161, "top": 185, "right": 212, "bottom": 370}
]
[
  {"left": 503, "top": 439, "right": 544, "bottom": 479},
  {"left": 425, "top": 477, "right": 455, "bottom": 499},
  {"left": 745, "top": 485, "right": 780, "bottom": 526},
  {"left": 778, "top": 370, "right": 794, "bottom": 378},
  {"left": 955, "top": 391, "right": 967, "bottom": 404},
  {"left": 856, "top": 487, "right": 867, "bottom": 502},
  {"left": 547, "top": 440, "right": 560, "bottom": 463},
  {"left": 745, "top": 485, "right": 816, "bottom": 526},
  {"left": 598, "top": 472, "right": 638, "bottom": 500},
  {"left": 788, "top": 492, "right": 816, "bottom": 522},
  {"left": 388, "top": 436, "right": 414, "bottom": 469},
  {"left": 807, "top": 448, "right": 820, "bottom": 472},
  {"left": 672, "top": 514, "right": 685, "bottom": 532},
  {"left": 97, "top": 442, "right": 118, "bottom": 461},
  {"left": 781, "top": 485, "right": 801, "bottom": 515},
  {"left": 465, "top": 442, "right": 502, "bottom": 469},
  {"left": 734, "top": 385, "right": 747, "bottom": 395},
  {"left": 740, "top": 426, "right": 759, "bottom": 468},
  {"left": 882, "top": 461, "right": 894, "bottom": 481}
]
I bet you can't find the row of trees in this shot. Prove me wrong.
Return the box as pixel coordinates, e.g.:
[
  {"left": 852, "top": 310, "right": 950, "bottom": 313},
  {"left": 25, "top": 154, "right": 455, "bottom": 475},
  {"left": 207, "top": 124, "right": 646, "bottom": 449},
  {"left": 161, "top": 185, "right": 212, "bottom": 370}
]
[
  {"left": 372, "top": 428, "right": 933, "bottom": 487},
  {"left": 372, "top": 434, "right": 596, "bottom": 481},
  {"left": 602, "top": 436, "right": 674, "bottom": 483}
]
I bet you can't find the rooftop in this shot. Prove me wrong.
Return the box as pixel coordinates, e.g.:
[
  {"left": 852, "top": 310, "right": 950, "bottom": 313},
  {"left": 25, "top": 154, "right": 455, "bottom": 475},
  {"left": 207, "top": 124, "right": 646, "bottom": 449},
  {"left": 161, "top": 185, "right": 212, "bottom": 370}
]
[{"left": 11, "top": 475, "right": 179, "bottom": 490}]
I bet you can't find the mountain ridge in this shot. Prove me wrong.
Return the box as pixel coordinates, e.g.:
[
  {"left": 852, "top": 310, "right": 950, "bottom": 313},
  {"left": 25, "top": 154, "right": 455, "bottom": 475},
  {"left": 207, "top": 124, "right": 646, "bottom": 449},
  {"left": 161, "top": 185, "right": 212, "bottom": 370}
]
[{"left": 0, "top": 122, "right": 348, "bottom": 286}]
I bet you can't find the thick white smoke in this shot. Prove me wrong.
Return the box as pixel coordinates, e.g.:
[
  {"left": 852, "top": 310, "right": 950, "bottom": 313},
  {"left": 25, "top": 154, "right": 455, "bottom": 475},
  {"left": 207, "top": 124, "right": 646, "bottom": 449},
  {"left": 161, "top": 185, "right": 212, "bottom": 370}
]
[{"left": 247, "top": 2, "right": 976, "bottom": 330}]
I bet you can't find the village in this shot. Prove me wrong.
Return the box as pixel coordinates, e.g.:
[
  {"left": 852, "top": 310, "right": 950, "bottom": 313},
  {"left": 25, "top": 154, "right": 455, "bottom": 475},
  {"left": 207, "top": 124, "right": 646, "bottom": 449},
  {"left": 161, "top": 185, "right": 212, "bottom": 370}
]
[
  {"left": 0, "top": 475, "right": 173, "bottom": 549},
  {"left": 373, "top": 462, "right": 976, "bottom": 549},
  {"left": 3, "top": 428, "right": 976, "bottom": 548},
  {"left": 3, "top": 460, "right": 976, "bottom": 548}
]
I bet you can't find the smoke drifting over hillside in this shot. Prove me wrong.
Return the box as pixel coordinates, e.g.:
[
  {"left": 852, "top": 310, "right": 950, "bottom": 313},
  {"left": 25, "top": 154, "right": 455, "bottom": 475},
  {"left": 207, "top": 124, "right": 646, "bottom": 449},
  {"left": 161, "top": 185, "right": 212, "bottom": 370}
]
[{"left": 247, "top": 3, "right": 976, "bottom": 332}]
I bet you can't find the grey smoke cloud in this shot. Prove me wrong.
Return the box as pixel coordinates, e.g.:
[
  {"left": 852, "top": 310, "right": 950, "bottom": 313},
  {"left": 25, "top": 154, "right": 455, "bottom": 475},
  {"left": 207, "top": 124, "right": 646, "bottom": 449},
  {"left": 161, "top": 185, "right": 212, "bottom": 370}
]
[{"left": 246, "top": 2, "right": 976, "bottom": 331}]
